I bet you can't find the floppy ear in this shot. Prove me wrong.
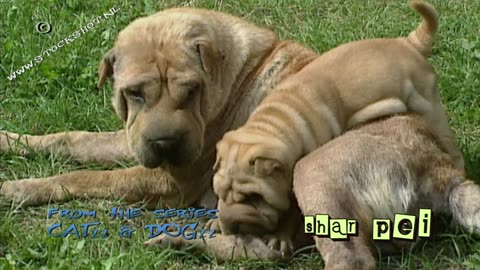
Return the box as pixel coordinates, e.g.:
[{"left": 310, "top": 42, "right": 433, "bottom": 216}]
[
  {"left": 97, "top": 48, "right": 116, "bottom": 88},
  {"left": 98, "top": 48, "right": 127, "bottom": 121},
  {"left": 112, "top": 90, "right": 128, "bottom": 122},
  {"left": 252, "top": 157, "right": 283, "bottom": 177},
  {"left": 195, "top": 41, "right": 217, "bottom": 73},
  {"left": 213, "top": 141, "right": 226, "bottom": 173},
  {"left": 213, "top": 155, "right": 221, "bottom": 173}
]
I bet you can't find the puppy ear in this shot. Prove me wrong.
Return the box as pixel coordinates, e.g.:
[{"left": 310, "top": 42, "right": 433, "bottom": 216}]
[
  {"left": 97, "top": 48, "right": 116, "bottom": 88},
  {"left": 213, "top": 155, "right": 221, "bottom": 173},
  {"left": 195, "top": 42, "right": 217, "bottom": 73},
  {"left": 252, "top": 157, "right": 282, "bottom": 177},
  {"left": 213, "top": 141, "right": 226, "bottom": 173}
]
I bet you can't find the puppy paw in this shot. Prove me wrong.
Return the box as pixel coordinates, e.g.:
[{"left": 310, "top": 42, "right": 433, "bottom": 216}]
[
  {"left": 205, "top": 218, "right": 221, "bottom": 233},
  {"left": 144, "top": 234, "right": 186, "bottom": 249},
  {"left": 263, "top": 234, "right": 294, "bottom": 257}
]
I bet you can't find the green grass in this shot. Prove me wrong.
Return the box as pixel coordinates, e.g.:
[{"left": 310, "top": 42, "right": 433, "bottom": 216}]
[{"left": 1, "top": 0, "right": 479, "bottom": 269}]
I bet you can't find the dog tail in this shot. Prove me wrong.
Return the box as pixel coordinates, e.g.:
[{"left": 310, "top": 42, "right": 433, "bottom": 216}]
[
  {"left": 407, "top": 1, "right": 438, "bottom": 57},
  {"left": 449, "top": 180, "right": 480, "bottom": 235}
]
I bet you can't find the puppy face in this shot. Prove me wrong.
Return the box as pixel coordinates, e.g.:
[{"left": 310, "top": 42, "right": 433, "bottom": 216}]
[
  {"left": 97, "top": 11, "right": 225, "bottom": 168},
  {"left": 213, "top": 130, "right": 294, "bottom": 234}
]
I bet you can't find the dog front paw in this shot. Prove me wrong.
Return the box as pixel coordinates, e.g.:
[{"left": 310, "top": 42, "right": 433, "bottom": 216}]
[
  {"left": 0, "top": 179, "right": 65, "bottom": 206},
  {"left": 144, "top": 234, "right": 186, "bottom": 249},
  {"left": 205, "top": 218, "right": 221, "bottom": 233},
  {"left": 0, "top": 180, "right": 39, "bottom": 205},
  {"left": 0, "top": 131, "right": 30, "bottom": 155},
  {"left": 0, "top": 181, "right": 22, "bottom": 203},
  {"left": 0, "top": 131, "right": 11, "bottom": 153},
  {"left": 263, "top": 234, "right": 294, "bottom": 257}
]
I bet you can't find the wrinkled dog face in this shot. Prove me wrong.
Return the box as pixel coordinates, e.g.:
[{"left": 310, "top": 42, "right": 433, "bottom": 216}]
[
  {"left": 213, "top": 131, "right": 293, "bottom": 234},
  {"left": 97, "top": 12, "right": 223, "bottom": 168}
]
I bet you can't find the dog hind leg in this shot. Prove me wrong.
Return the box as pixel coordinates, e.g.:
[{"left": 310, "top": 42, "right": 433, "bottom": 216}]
[
  {"left": 315, "top": 236, "right": 376, "bottom": 270},
  {"left": 405, "top": 81, "right": 464, "bottom": 170},
  {"left": 346, "top": 98, "right": 407, "bottom": 129},
  {"left": 294, "top": 177, "right": 377, "bottom": 270},
  {"left": 427, "top": 102, "right": 464, "bottom": 170}
]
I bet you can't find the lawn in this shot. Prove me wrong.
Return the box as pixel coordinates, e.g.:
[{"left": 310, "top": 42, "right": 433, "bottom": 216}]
[{"left": 0, "top": 0, "right": 479, "bottom": 269}]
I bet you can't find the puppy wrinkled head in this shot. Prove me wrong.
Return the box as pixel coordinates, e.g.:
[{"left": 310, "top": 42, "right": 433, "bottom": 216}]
[
  {"left": 213, "top": 129, "right": 294, "bottom": 235},
  {"left": 97, "top": 9, "right": 227, "bottom": 168}
]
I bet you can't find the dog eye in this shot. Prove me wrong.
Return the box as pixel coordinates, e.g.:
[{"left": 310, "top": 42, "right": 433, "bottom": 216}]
[
  {"left": 124, "top": 89, "right": 145, "bottom": 104},
  {"left": 244, "top": 193, "right": 263, "bottom": 205},
  {"left": 186, "top": 83, "right": 201, "bottom": 100},
  {"left": 178, "top": 82, "right": 201, "bottom": 106}
]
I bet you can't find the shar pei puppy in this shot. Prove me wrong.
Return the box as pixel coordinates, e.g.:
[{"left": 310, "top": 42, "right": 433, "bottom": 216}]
[
  {"left": 207, "top": 0, "right": 463, "bottom": 255},
  {"left": 146, "top": 114, "right": 480, "bottom": 270},
  {"left": 0, "top": 7, "right": 318, "bottom": 208}
]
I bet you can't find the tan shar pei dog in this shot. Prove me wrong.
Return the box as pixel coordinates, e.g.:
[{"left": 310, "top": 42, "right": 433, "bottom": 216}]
[
  {"left": 204, "top": 0, "right": 464, "bottom": 256},
  {"left": 0, "top": 6, "right": 319, "bottom": 207},
  {"left": 146, "top": 114, "right": 480, "bottom": 270}
]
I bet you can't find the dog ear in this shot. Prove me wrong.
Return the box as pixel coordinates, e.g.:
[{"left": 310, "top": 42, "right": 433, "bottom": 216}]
[
  {"left": 97, "top": 48, "right": 116, "bottom": 88},
  {"left": 195, "top": 41, "right": 217, "bottom": 73},
  {"left": 251, "top": 157, "right": 283, "bottom": 177},
  {"left": 112, "top": 90, "right": 128, "bottom": 122},
  {"left": 213, "top": 155, "right": 221, "bottom": 173},
  {"left": 213, "top": 141, "right": 226, "bottom": 173},
  {"left": 248, "top": 144, "right": 288, "bottom": 176},
  {"left": 98, "top": 48, "right": 127, "bottom": 121}
]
